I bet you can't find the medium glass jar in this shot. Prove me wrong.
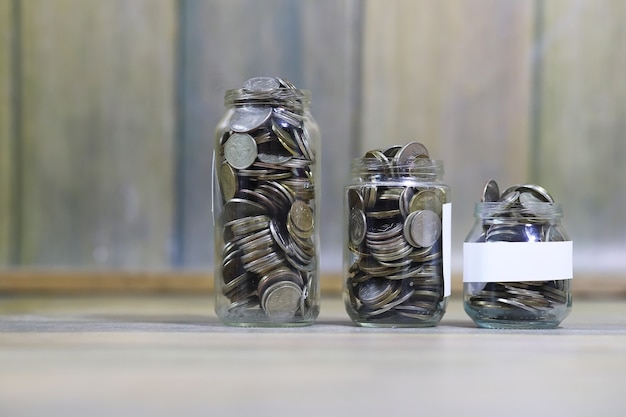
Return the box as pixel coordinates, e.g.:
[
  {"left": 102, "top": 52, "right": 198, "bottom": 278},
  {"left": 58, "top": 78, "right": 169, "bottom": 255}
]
[
  {"left": 463, "top": 181, "right": 573, "bottom": 329},
  {"left": 344, "top": 142, "right": 451, "bottom": 327},
  {"left": 213, "top": 77, "right": 320, "bottom": 326}
]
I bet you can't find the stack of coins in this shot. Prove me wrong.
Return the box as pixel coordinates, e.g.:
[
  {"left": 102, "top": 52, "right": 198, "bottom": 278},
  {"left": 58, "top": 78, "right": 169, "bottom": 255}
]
[
  {"left": 346, "top": 142, "right": 448, "bottom": 324},
  {"left": 465, "top": 180, "right": 569, "bottom": 318},
  {"left": 216, "top": 77, "right": 315, "bottom": 320}
]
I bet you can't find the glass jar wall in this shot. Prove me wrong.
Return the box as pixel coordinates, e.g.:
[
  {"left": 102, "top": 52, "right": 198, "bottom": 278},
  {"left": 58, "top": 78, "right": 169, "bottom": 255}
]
[
  {"left": 213, "top": 77, "right": 320, "bottom": 326},
  {"left": 463, "top": 181, "right": 573, "bottom": 329},
  {"left": 344, "top": 142, "right": 451, "bottom": 327}
]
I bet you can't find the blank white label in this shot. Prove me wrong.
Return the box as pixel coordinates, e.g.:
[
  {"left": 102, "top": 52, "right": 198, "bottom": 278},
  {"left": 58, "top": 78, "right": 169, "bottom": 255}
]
[
  {"left": 463, "top": 241, "right": 573, "bottom": 283},
  {"left": 443, "top": 203, "right": 451, "bottom": 296}
]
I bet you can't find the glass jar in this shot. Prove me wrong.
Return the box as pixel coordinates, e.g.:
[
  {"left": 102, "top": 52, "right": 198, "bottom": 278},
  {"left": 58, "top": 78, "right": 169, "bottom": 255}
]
[
  {"left": 213, "top": 77, "right": 320, "bottom": 326},
  {"left": 463, "top": 181, "right": 573, "bottom": 329},
  {"left": 344, "top": 142, "right": 451, "bottom": 327}
]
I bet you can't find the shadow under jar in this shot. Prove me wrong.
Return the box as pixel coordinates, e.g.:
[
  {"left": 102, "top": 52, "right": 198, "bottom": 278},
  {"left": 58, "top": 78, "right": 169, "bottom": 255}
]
[
  {"left": 213, "top": 77, "right": 320, "bottom": 327},
  {"left": 463, "top": 182, "right": 573, "bottom": 329},
  {"left": 344, "top": 142, "right": 451, "bottom": 327}
]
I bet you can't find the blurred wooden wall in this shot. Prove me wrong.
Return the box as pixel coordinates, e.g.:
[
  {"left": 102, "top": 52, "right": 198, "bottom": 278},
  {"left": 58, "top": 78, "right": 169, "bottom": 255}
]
[
  {"left": 1, "top": 0, "right": 625, "bottom": 286},
  {"left": 0, "top": 0, "right": 14, "bottom": 265}
]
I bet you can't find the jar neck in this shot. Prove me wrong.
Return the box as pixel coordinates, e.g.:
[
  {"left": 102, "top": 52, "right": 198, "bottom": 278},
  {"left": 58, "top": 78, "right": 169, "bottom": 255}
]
[
  {"left": 351, "top": 158, "right": 444, "bottom": 182},
  {"left": 224, "top": 88, "right": 311, "bottom": 113},
  {"left": 475, "top": 202, "right": 563, "bottom": 222}
]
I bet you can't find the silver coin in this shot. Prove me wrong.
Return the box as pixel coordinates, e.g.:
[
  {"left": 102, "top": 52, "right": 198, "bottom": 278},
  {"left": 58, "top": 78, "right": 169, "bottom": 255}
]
[
  {"left": 481, "top": 179, "right": 500, "bottom": 202},
  {"left": 269, "top": 219, "right": 293, "bottom": 256},
  {"left": 349, "top": 207, "right": 367, "bottom": 247},
  {"left": 289, "top": 201, "right": 314, "bottom": 237},
  {"left": 222, "top": 198, "right": 267, "bottom": 223},
  {"left": 409, "top": 189, "right": 443, "bottom": 218},
  {"left": 394, "top": 141, "right": 430, "bottom": 165},
  {"left": 262, "top": 281, "right": 302, "bottom": 319},
  {"left": 243, "top": 77, "right": 280, "bottom": 92},
  {"left": 229, "top": 106, "right": 272, "bottom": 133},
  {"left": 258, "top": 152, "right": 292, "bottom": 164},
  {"left": 348, "top": 189, "right": 364, "bottom": 211},
  {"left": 405, "top": 210, "right": 441, "bottom": 248},
  {"left": 517, "top": 184, "right": 554, "bottom": 203},
  {"left": 276, "top": 77, "right": 297, "bottom": 89},
  {"left": 218, "top": 163, "right": 238, "bottom": 201},
  {"left": 224, "top": 133, "right": 258, "bottom": 169},
  {"left": 383, "top": 145, "right": 402, "bottom": 158},
  {"left": 358, "top": 278, "right": 393, "bottom": 307}
]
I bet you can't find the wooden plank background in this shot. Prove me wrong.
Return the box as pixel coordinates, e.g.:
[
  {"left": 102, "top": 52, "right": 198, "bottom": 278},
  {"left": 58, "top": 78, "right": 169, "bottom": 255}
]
[
  {"left": 537, "top": 0, "right": 626, "bottom": 275},
  {"left": 0, "top": 0, "right": 14, "bottom": 264},
  {"left": 0, "top": 0, "right": 625, "bottom": 293},
  {"left": 361, "top": 0, "right": 534, "bottom": 271},
  {"left": 18, "top": 0, "right": 177, "bottom": 268}
]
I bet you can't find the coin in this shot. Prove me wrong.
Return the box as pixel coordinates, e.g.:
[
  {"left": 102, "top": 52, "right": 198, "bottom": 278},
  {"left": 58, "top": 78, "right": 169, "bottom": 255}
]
[
  {"left": 224, "top": 133, "right": 258, "bottom": 169},
  {"left": 222, "top": 198, "right": 267, "bottom": 223},
  {"left": 409, "top": 189, "right": 443, "bottom": 218},
  {"left": 276, "top": 77, "right": 297, "bottom": 89},
  {"left": 289, "top": 201, "right": 314, "bottom": 237},
  {"left": 394, "top": 141, "right": 429, "bottom": 165},
  {"left": 349, "top": 207, "right": 367, "bottom": 247},
  {"left": 481, "top": 179, "right": 500, "bottom": 202},
  {"left": 261, "top": 281, "right": 302, "bottom": 319},
  {"left": 243, "top": 76, "right": 280, "bottom": 92},
  {"left": 229, "top": 106, "right": 272, "bottom": 133},
  {"left": 348, "top": 189, "right": 364, "bottom": 211},
  {"left": 358, "top": 278, "right": 393, "bottom": 307},
  {"left": 404, "top": 210, "right": 441, "bottom": 248},
  {"left": 218, "top": 163, "right": 238, "bottom": 201}
]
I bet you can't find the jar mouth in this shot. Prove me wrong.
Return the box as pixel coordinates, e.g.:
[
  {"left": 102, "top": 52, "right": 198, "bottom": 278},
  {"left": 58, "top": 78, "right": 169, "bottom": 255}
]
[
  {"left": 475, "top": 201, "right": 563, "bottom": 219},
  {"left": 224, "top": 88, "right": 311, "bottom": 110},
  {"left": 351, "top": 157, "right": 444, "bottom": 181}
]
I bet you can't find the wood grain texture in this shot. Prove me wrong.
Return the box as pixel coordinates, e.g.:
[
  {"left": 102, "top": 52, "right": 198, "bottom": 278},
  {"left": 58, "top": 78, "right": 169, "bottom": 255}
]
[
  {"left": 19, "top": 0, "right": 177, "bottom": 268},
  {"left": 0, "top": 297, "right": 624, "bottom": 417},
  {"left": 360, "top": 0, "right": 535, "bottom": 268},
  {"left": 537, "top": 0, "right": 626, "bottom": 273},
  {"left": 178, "top": 0, "right": 362, "bottom": 277},
  {"left": 0, "top": 0, "right": 14, "bottom": 265}
]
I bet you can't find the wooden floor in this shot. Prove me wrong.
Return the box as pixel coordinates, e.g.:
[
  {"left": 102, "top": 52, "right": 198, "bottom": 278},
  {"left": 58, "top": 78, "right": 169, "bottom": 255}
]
[{"left": 1, "top": 294, "right": 625, "bottom": 416}]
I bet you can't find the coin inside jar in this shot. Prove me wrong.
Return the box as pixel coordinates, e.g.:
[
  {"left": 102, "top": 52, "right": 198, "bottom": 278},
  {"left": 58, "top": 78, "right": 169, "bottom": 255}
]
[
  {"left": 409, "top": 189, "right": 443, "bottom": 218},
  {"left": 229, "top": 106, "right": 272, "bottom": 133},
  {"left": 218, "top": 163, "right": 238, "bottom": 201},
  {"left": 349, "top": 207, "right": 367, "bottom": 247},
  {"left": 224, "top": 133, "right": 258, "bottom": 169},
  {"left": 404, "top": 209, "right": 441, "bottom": 248},
  {"left": 261, "top": 281, "right": 303, "bottom": 319},
  {"left": 243, "top": 76, "right": 280, "bottom": 92},
  {"left": 288, "top": 200, "right": 314, "bottom": 238}
]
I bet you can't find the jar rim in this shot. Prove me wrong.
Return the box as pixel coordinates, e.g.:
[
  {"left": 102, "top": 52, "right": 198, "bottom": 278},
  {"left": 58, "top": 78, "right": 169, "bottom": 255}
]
[
  {"left": 350, "top": 157, "right": 444, "bottom": 181},
  {"left": 224, "top": 88, "right": 311, "bottom": 108},
  {"left": 474, "top": 201, "right": 563, "bottom": 219}
]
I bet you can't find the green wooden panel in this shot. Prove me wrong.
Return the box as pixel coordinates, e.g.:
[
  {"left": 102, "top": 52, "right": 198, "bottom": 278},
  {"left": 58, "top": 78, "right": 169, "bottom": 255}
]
[
  {"left": 19, "top": 0, "right": 177, "bottom": 268},
  {"left": 0, "top": 0, "right": 14, "bottom": 265},
  {"left": 178, "top": 0, "right": 362, "bottom": 271},
  {"left": 538, "top": 0, "right": 626, "bottom": 271},
  {"left": 361, "top": 0, "right": 535, "bottom": 266}
]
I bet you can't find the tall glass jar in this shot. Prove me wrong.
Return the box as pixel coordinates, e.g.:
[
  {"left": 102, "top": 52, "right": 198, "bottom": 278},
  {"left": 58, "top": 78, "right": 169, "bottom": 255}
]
[
  {"left": 213, "top": 77, "right": 320, "bottom": 326},
  {"left": 344, "top": 142, "right": 451, "bottom": 327},
  {"left": 463, "top": 181, "right": 573, "bottom": 329}
]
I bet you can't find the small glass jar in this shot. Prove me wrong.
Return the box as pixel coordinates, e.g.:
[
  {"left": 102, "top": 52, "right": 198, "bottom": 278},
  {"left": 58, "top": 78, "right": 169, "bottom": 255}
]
[
  {"left": 343, "top": 142, "right": 451, "bottom": 327},
  {"left": 213, "top": 77, "right": 320, "bottom": 326},
  {"left": 463, "top": 182, "right": 573, "bottom": 329}
]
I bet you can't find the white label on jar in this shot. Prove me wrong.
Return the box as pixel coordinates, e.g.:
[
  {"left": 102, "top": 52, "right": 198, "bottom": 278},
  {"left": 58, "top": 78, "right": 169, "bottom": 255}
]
[
  {"left": 463, "top": 241, "right": 573, "bottom": 283},
  {"left": 443, "top": 203, "right": 452, "bottom": 296}
]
